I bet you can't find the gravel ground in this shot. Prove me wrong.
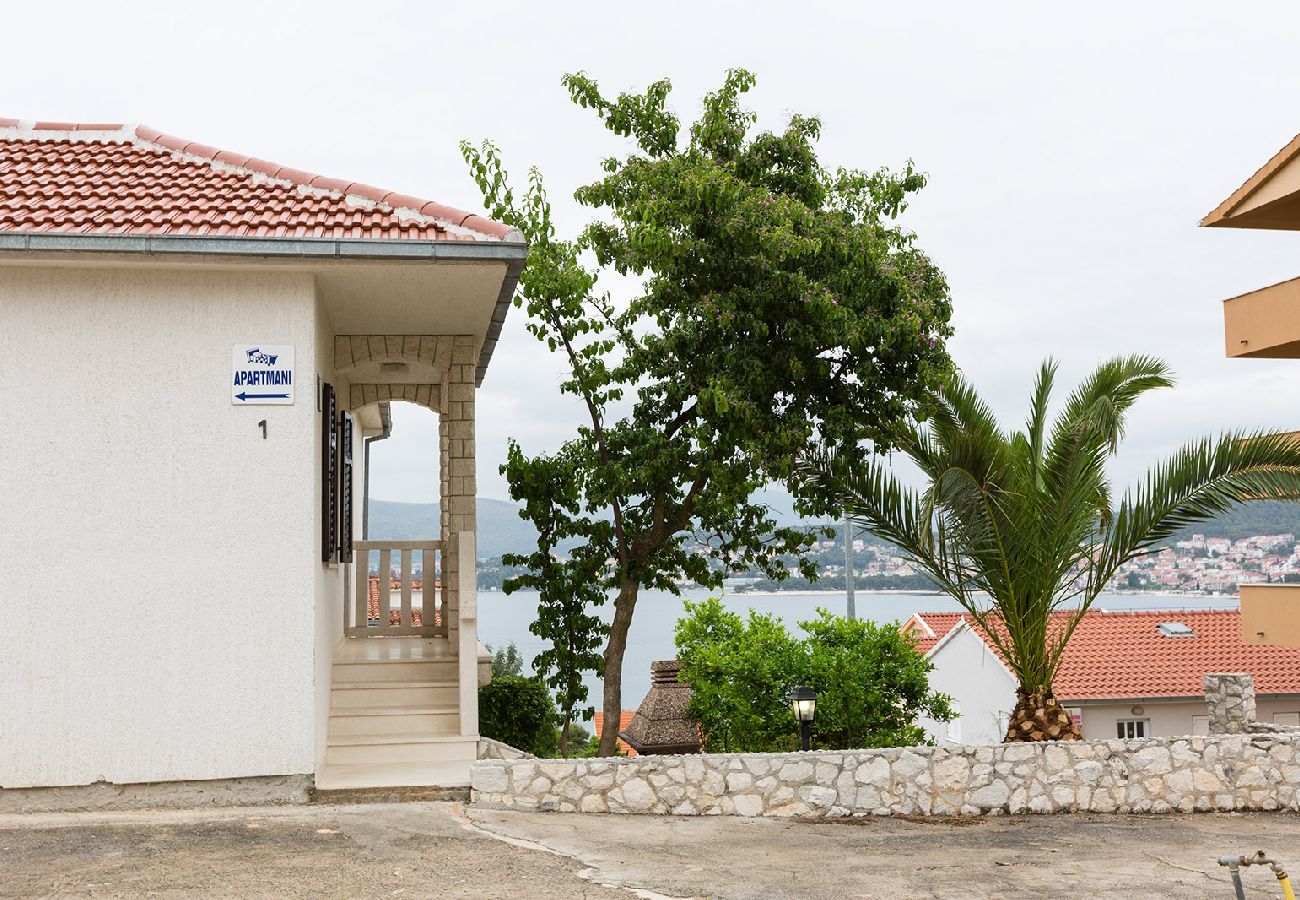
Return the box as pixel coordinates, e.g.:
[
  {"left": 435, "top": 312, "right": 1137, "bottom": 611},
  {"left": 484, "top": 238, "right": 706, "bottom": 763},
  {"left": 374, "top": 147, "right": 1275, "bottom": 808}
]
[
  {"left": 0, "top": 803, "right": 626, "bottom": 899},
  {"left": 5, "top": 802, "right": 1300, "bottom": 898}
]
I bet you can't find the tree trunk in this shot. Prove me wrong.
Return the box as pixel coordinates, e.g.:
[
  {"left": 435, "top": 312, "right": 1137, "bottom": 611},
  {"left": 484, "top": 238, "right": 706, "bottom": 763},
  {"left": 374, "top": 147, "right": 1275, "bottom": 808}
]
[
  {"left": 1003, "top": 688, "right": 1083, "bottom": 742},
  {"left": 598, "top": 578, "right": 639, "bottom": 756}
]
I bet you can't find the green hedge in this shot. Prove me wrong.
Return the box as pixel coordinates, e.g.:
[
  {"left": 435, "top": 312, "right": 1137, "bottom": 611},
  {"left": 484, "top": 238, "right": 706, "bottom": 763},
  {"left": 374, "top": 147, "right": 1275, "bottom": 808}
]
[{"left": 478, "top": 676, "right": 558, "bottom": 757}]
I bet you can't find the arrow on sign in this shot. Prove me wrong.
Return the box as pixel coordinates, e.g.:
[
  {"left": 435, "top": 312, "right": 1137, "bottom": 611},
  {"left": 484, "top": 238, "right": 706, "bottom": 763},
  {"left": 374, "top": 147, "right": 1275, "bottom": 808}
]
[{"left": 236, "top": 392, "right": 289, "bottom": 401}]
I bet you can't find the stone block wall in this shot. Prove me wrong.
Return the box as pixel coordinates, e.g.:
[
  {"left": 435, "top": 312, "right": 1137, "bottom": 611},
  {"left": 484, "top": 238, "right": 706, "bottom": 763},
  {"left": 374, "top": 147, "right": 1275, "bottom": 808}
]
[
  {"left": 1205, "top": 672, "right": 1300, "bottom": 736},
  {"left": 471, "top": 734, "right": 1300, "bottom": 817},
  {"left": 439, "top": 335, "right": 477, "bottom": 647},
  {"left": 478, "top": 738, "right": 534, "bottom": 761},
  {"left": 1204, "top": 673, "right": 1257, "bottom": 733}
]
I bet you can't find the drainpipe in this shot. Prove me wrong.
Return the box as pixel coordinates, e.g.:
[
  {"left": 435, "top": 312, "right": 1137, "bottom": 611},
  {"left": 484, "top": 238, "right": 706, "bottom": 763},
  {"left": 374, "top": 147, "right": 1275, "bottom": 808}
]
[{"left": 362, "top": 401, "right": 393, "bottom": 540}]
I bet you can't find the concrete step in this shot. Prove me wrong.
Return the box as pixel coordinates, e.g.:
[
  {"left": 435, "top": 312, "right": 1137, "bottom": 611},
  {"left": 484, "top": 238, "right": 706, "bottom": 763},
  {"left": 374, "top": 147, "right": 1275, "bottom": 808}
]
[
  {"left": 330, "top": 681, "right": 458, "bottom": 708},
  {"left": 315, "top": 758, "right": 473, "bottom": 791},
  {"left": 324, "top": 733, "right": 478, "bottom": 766},
  {"left": 332, "top": 659, "right": 458, "bottom": 683},
  {"left": 329, "top": 707, "right": 460, "bottom": 738}
]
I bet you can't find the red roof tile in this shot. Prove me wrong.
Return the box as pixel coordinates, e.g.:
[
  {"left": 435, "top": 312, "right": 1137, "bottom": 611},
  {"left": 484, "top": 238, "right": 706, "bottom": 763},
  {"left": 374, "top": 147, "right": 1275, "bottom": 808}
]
[
  {"left": 0, "top": 120, "right": 516, "bottom": 241},
  {"left": 593, "top": 710, "right": 638, "bottom": 756},
  {"left": 367, "top": 574, "right": 440, "bottom": 628},
  {"left": 907, "top": 609, "right": 1300, "bottom": 699}
]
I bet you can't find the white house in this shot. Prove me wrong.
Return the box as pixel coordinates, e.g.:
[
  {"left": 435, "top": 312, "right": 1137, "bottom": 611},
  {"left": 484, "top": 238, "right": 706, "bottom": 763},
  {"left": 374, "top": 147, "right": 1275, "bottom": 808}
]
[
  {"left": 904, "top": 609, "right": 1300, "bottom": 744},
  {"left": 0, "top": 119, "right": 526, "bottom": 798}
]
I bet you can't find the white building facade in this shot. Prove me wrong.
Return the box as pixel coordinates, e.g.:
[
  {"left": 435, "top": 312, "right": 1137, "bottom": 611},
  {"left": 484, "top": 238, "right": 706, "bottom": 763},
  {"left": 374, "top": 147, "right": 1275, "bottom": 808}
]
[
  {"left": 906, "top": 609, "right": 1300, "bottom": 745},
  {"left": 0, "top": 120, "right": 524, "bottom": 796}
]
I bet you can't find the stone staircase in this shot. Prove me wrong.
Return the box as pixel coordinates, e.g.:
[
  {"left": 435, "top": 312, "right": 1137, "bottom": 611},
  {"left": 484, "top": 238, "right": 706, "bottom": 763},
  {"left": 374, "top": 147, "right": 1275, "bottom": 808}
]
[{"left": 315, "top": 637, "right": 477, "bottom": 790}]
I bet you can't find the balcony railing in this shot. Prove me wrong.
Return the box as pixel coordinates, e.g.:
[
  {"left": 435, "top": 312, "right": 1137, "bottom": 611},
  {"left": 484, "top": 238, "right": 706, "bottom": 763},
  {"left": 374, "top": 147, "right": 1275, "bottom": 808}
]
[{"left": 347, "top": 539, "right": 445, "bottom": 637}]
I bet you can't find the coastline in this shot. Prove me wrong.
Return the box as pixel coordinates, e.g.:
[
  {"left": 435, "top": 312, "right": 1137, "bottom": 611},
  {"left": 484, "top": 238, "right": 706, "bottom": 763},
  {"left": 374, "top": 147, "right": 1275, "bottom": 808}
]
[
  {"left": 729, "top": 587, "right": 1240, "bottom": 601},
  {"left": 733, "top": 588, "right": 945, "bottom": 597}
]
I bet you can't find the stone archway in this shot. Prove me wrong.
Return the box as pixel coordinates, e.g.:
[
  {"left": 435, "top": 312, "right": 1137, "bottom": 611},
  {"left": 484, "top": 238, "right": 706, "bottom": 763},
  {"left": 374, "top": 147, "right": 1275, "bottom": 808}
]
[
  {"left": 335, "top": 334, "right": 452, "bottom": 415},
  {"left": 334, "top": 334, "right": 478, "bottom": 652}
]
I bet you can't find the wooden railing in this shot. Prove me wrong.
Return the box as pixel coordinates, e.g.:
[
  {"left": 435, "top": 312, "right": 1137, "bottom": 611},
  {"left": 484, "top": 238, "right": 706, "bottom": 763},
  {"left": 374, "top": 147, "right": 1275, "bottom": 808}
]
[{"left": 347, "top": 540, "right": 445, "bottom": 637}]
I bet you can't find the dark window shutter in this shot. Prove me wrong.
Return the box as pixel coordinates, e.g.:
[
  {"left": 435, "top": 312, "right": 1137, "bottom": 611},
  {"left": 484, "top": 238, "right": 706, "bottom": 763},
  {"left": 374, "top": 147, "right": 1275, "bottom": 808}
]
[
  {"left": 339, "top": 412, "right": 354, "bottom": 562},
  {"left": 321, "top": 382, "right": 337, "bottom": 563}
]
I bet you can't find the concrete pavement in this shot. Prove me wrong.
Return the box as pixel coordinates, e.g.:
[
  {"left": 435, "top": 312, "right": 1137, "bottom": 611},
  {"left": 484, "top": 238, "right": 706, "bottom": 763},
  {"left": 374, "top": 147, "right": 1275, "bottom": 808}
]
[{"left": 5, "top": 801, "right": 1300, "bottom": 898}]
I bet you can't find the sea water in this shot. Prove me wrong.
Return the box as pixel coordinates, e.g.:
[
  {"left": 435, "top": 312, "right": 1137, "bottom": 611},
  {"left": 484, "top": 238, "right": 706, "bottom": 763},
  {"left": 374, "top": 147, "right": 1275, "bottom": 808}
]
[{"left": 477, "top": 587, "right": 1238, "bottom": 713}]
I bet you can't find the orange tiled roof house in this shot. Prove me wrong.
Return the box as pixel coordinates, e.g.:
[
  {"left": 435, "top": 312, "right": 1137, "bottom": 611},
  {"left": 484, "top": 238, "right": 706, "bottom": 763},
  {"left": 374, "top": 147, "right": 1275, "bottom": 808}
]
[
  {"left": 903, "top": 609, "right": 1300, "bottom": 745},
  {"left": 0, "top": 120, "right": 524, "bottom": 798}
]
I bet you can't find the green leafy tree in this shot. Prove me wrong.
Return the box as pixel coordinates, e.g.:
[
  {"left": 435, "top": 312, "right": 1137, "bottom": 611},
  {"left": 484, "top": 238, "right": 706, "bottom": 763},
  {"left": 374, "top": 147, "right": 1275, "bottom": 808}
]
[
  {"left": 798, "top": 356, "right": 1300, "bottom": 741},
  {"left": 675, "top": 597, "right": 952, "bottom": 751},
  {"left": 478, "top": 675, "right": 558, "bottom": 757},
  {"left": 801, "top": 612, "right": 954, "bottom": 749},
  {"left": 463, "top": 69, "right": 953, "bottom": 754},
  {"left": 674, "top": 598, "right": 805, "bottom": 752}
]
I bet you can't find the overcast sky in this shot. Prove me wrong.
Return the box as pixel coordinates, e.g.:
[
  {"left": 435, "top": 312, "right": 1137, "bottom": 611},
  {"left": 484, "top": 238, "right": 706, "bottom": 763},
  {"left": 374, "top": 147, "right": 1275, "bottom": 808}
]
[{"left": 14, "top": 2, "right": 1300, "bottom": 504}]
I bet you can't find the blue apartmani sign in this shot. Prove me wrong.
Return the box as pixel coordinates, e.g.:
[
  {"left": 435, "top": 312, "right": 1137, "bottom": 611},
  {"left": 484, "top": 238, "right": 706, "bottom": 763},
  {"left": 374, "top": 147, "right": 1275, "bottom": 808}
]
[{"left": 231, "top": 344, "right": 295, "bottom": 405}]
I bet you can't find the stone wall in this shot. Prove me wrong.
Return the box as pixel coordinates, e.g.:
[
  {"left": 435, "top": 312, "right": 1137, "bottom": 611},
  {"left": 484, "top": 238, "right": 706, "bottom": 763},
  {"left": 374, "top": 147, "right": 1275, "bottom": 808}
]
[
  {"left": 478, "top": 738, "right": 534, "bottom": 761},
  {"left": 1204, "top": 672, "right": 1300, "bottom": 735},
  {"left": 471, "top": 734, "right": 1300, "bottom": 817},
  {"left": 1204, "top": 673, "right": 1257, "bottom": 733}
]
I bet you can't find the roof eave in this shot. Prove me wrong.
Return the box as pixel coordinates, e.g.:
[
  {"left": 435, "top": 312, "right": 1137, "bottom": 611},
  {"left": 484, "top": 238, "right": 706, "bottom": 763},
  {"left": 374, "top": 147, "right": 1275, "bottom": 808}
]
[
  {"left": 0, "top": 232, "right": 527, "bottom": 385},
  {"left": 1201, "top": 131, "right": 1300, "bottom": 228}
]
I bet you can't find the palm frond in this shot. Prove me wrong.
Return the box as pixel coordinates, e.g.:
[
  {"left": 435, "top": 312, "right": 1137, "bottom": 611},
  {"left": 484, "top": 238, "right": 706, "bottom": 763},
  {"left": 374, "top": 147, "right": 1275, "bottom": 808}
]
[
  {"left": 795, "top": 359, "right": 1300, "bottom": 706},
  {"left": 1100, "top": 431, "right": 1300, "bottom": 579}
]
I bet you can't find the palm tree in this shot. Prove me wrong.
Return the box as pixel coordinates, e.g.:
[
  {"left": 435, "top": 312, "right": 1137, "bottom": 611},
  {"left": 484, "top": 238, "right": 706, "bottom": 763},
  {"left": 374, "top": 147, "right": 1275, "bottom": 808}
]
[{"left": 798, "top": 356, "right": 1300, "bottom": 742}]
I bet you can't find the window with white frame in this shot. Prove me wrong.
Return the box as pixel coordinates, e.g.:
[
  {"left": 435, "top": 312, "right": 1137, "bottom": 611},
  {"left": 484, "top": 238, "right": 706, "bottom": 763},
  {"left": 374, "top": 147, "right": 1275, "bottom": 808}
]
[
  {"left": 946, "top": 701, "right": 961, "bottom": 743},
  {"left": 1116, "top": 719, "right": 1148, "bottom": 739},
  {"left": 1274, "top": 712, "right": 1300, "bottom": 727},
  {"left": 1191, "top": 715, "right": 1210, "bottom": 736}
]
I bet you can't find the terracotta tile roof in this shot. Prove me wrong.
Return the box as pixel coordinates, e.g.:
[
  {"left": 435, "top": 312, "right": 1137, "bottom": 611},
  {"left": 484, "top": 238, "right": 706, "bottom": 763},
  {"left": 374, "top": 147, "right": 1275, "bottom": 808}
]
[
  {"left": 907, "top": 609, "right": 1300, "bottom": 699},
  {"left": 901, "top": 612, "right": 966, "bottom": 655},
  {"left": 0, "top": 119, "right": 516, "bottom": 241},
  {"left": 593, "top": 710, "right": 638, "bottom": 756},
  {"left": 367, "top": 574, "right": 440, "bottom": 627}
]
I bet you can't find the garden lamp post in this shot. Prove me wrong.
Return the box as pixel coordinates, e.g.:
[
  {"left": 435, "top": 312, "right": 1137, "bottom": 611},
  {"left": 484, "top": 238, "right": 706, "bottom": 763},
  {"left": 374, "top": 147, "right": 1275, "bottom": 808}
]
[{"left": 786, "top": 685, "right": 818, "bottom": 752}]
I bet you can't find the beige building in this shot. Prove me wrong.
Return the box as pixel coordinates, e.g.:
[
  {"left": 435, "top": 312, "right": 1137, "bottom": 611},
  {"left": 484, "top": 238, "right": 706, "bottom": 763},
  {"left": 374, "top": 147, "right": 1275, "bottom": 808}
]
[
  {"left": 1204, "top": 131, "right": 1300, "bottom": 643},
  {"left": 0, "top": 119, "right": 525, "bottom": 798}
]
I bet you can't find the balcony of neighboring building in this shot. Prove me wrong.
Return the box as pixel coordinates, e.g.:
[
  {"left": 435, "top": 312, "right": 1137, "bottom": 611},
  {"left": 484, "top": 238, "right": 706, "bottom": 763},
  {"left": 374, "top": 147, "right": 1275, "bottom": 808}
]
[{"left": 1224, "top": 276, "right": 1300, "bottom": 358}]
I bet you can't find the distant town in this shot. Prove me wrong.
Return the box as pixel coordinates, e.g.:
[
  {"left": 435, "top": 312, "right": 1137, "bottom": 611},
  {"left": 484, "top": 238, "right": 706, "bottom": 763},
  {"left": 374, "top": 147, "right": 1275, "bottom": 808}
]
[
  {"left": 742, "top": 531, "right": 1300, "bottom": 596},
  {"left": 473, "top": 530, "right": 1300, "bottom": 596}
]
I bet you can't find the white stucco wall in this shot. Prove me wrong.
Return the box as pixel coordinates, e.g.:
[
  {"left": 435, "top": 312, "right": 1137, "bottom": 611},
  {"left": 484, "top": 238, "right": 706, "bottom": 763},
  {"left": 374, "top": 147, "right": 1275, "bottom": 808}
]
[
  {"left": 1077, "top": 696, "right": 1300, "bottom": 740},
  {"left": 312, "top": 291, "right": 349, "bottom": 775},
  {"left": 0, "top": 264, "right": 333, "bottom": 788},
  {"left": 920, "top": 625, "right": 1018, "bottom": 746}
]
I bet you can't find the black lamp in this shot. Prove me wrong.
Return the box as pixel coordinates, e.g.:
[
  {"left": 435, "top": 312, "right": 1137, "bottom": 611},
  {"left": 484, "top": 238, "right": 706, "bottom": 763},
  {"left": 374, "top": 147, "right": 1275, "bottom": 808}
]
[{"left": 786, "top": 685, "right": 818, "bottom": 752}]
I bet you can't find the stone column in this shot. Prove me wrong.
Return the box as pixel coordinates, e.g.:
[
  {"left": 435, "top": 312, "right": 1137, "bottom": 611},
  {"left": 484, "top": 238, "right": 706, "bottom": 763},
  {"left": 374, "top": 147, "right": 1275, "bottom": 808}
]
[
  {"left": 439, "top": 335, "right": 477, "bottom": 656},
  {"left": 1204, "top": 673, "right": 1256, "bottom": 734}
]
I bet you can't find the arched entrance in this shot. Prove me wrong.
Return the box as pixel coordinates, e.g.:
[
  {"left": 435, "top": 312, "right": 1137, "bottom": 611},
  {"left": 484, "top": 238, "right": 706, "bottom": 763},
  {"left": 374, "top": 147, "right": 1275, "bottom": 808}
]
[{"left": 316, "top": 334, "right": 484, "bottom": 791}]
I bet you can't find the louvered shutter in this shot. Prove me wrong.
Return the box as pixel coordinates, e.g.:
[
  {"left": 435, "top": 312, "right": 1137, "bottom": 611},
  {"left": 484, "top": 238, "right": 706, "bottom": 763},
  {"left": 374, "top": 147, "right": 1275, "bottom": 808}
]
[
  {"left": 321, "top": 382, "right": 338, "bottom": 563},
  {"left": 338, "top": 412, "right": 354, "bottom": 562}
]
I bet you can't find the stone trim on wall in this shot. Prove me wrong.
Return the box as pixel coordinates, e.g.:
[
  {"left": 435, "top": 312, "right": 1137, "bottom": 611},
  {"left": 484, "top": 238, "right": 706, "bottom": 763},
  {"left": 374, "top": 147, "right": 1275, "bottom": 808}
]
[
  {"left": 471, "top": 734, "right": 1300, "bottom": 818},
  {"left": 0, "top": 775, "right": 313, "bottom": 815},
  {"left": 1205, "top": 673, "right": 1257, "bottom": 734},
  {"left": 478, "top": 738, "right": 534, "bottom": 761}
]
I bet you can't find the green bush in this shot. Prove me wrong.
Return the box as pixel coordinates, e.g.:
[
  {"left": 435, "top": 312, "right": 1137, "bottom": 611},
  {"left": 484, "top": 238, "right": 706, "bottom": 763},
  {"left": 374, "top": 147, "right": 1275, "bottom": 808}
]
[
  {"left": 675, "top": 597, "right": 953, "bottom": 752},
  {"left": 478, "top": 676, "right": 558, "bottom": 757}
]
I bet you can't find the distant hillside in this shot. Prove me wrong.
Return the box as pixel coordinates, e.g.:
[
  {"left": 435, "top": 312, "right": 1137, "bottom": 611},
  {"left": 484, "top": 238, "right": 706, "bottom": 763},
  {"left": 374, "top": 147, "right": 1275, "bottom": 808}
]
[
  {"left": 368, "top": 496, "right": 1300, "bottom": 562},
  {"left": 1164, "top": 501, "right": 1300, "bottom": 544},
  {"left": 367, "top": 498, "right": 541, "bottom": 561}
]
